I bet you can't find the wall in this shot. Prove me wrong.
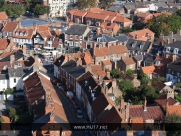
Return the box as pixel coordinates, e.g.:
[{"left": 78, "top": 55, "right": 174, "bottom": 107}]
[
  {"left": 0, "top": 79, "right": 8, "bottom": 91},
  {"left": 76, "top": 82, "right": 82, "bottom": 101},
  {"left": 13, "top": 38, "right": 32, "bottom": 45},
  {"left": 9, "top": 77, "right": 23, "bottom": 90},
  {"left": 54, "top": 65, "right": 59, "bottom": 79}
]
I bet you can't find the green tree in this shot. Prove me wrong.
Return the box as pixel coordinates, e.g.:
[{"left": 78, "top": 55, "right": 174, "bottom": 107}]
[
  {"left": 99, "top": 0, "right": 115, "bottom": 9},
  {"left": 118, "top": 79, "right": 134, "bottom": 95},
  {"left": 176, "top": 9, "right": 181, "bottom": 16},
  {"left": 166, "top": 14, "right": 181, "bottom": 34},
  {"left": 175, "top": 83, "right": 181, "bottom": 90},
  {"left": 126, "top": 69, "right": 135, "bottom": 76},
  {"left": 110, "top": 69, "right": 120, "bottom": 78},
  {"left": 139, "top": 73, "right": 150, "bottom": 85},
  {"left": 33, "top": 4, "right": 50, "bottom": 15},
  {"left": 132, "top": 21, "right": 145, "bottom": 30},
  {"left": 130, "top": 14, "right": 134, "bottom": 21},
  {"left": 0, "top": 117, "right": 4, "bottom": 123},
  {"left": 7, "top": 107, "right": 16, "bottom": 119},
  {"left": 115, "top": 96, "right": 122, "bottom": 106},
  {"left": 121, "top": 27, "right": 133, "bottom": 34},
  {"left": 141, "top": 85, "right": 159, "bottom": 103},
  {"left": 165, "top": 113, "right": 181, "bottom": 136},
  {"left": 5, "top": 88, "right": 13, "bottom": 94},
  {"left": 74, "top": 0, "right": 88, "bottom": 10}
]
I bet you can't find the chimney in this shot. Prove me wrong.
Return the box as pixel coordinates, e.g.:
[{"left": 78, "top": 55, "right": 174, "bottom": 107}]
[
  {"left": 173, "top": 38, "right": 176, "bottom": 43},
  {"left": 112, "top": 78, "right": 117, "bottom": 88},
  {"left": 10, "top": 55, "right": 15, "bottom": 65},
  {"left": 172, "top": 54, "right": 176, "bottom": 62},
  {"left": 143, "top": 97, "right": 147, "bottom": 111},
  {"left": 135, "top": 34, "right": 138, "bottom": 39},
  {"left": 166, "top": 100, "right": 168, "bottom": 115},
  {"left": 167, "top": 38, "right": 170, "bottom": 44},
  {"left": 77, "top": 58, "right": 82, "bottom": 65},
  {"left": 50, "top": 111, "right": 55, "bottom": 123},
  {"left": 22, "top": 45, "right": 26, "bottom": 54},
  {"left": 68, "top": 21, "right": 73, "bottom": 28},
  {"left": 120, "top": 98, "right": 124, "bottom": 110},
  {"left": 106, "top": 71, "right": 110, "bottom": 79},
  {"left": 171, "top": 31, "right": 173, "bottom": 37},
  {"left": 167, "top": 90, "right": 174, "bottom": 99},
  {"left": 14, "top": 64, "right": 17, "bottom": 69},
  {"left": 18, "top": 21, "right": 22, "bottom": 28},
  {"left": 33, "top": 22, "right": 37, "bottom": 32},
  {"left": 96, "top": 27, "right": 101, "bottom": 35},
  {"left": 125, "top": 104, "right": 129, "bottom": 121}
]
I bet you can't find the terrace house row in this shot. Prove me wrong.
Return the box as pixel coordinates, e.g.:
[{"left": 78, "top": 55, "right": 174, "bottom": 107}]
[{"left": 67, "top": 8, "right": 132, "bottom": 28}]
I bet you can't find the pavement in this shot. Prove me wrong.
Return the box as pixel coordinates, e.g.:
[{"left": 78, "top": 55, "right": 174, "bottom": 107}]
[{"left": 53, "top": 84, "right": 88, "bottom": 136}]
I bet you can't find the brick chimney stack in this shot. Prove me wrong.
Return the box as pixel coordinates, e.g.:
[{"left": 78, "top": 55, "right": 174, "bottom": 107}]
[
  {"left": 144, "top": 97, "right": 147, "bottom": 112},
  {"left": 120, "top": 98, "right": 124, "bottom": 110},
  {"left": 96, "top": 27, "right": 101, "bottom": 35},
  {"left": 125, "top": 104, "right": 129, "bottom": 121},
  {"left": 167, "top": 38, "right": 170, "bottom": 44},
  {"left": 167, "top": 90, "right": 174, "bottom": 99},
  {"left": 172, "top": 54, "right": 177, "bottom": 62}
]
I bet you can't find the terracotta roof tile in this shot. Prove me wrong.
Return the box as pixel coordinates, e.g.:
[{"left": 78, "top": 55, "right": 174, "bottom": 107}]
[
  {"left": 167, "top": 105, "right": 181, "bottom": 116},
  {"left": 85, "top": 13, "right": 109, "bottom": 20},
  {"left": 85, "top": 8, "right": 103, "bottom": 13},
  {"left": 129, "top": 105, "right": 164, "bottom": 121},
  {"left": 1, "top": 115, "right": 10, "bottom": 130},
  {"left": 68, "top": 9, "right": 78, "bottom": 15},
  {"left": 109, "top": 45, "right": 129, "bottom": 54},
  {"left": 73, "top": 11, "right": 87, "bottom": 16},
  {"left": 39, "top": 30, "right": 52, "bottom": 39},
  {"left": 100, "top": 22, "right": 118, "bottom": 29},
  {"left": 100, "top": 10, "right": 118, "bottom": 16},
  {"left": 0, "top": 39, "right": 9, "bottom": 50},
  {"left": 82, "top": 52, "right": 93, "bottom": 65},
  {"left": 154, "top": 56, "right": 172, "bottom": 68},
  {"left": 128, "top": 28, "right": 154, "bottom": 39},
  {"left": 113, "top": 16, "right": 132, "bottom": 23},
  {"left": 131, "top": 117, "right": 144, "bottom": 130},
  {"left": 2, "top": 21, "right": 17, "bottom": 32},
  {"left": 13, "top": 28, "right": 34, "bottom": 39},
  {"left": 122, "top": 58, "right": 135, "bottom": 65},
  {"left": 152, "top": 81, "right": 166, "bottom": 91},
  {"left": 102, "top": 60, "right": 112, "bottom": 65},
  {"left": 137, "top": 13, "right": 152, "bottom": 18},
  {"left": 153, "top": 12, "right": 171, "bottom": 18},
  {"left": 155, "top": 94, "right": 177, "bottom": 109},
  {"left": 94, "top": 47, "right": 110, "bottom": 57},
  {"left": 141, "top": 65, "right": 155, "bottom": 74},
  {"left": 37, "top": 26, "right": 49, "bottom": 32},
  {"left": 91, "top": 65, "right": 106, "bottom": 77},
  {"left": 0, "top": 12, "right": 8, "bottom": 21}
]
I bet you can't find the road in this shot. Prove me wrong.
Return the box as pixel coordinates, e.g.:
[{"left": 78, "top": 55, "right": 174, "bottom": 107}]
[{"left": 53, "top": 85, "right": 88, "bottom": 136}]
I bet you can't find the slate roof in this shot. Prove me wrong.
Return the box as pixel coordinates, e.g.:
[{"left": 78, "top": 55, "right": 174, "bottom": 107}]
[
  {"left": 126, "top": 38, "right": 151, "bottom": 52},
  {"left": 149, "top": 44, "right": 163, "bottom": 56},
  {"left": 164, "top": 34, "right": 181, "bottom": 43},
  {"left": 65, "top": 25, "right": 87, "bottom": 35},
  {"left": 168, "top": 61, "right": 181, "bottom": 73},
  {"left": 0, "top": 51, "right": 24, "bottom": 62},
  {"left": 144, "top": 55, "right": 155, "bottom": 63},
  {"left": 54, "top": 55, "right": 65, "bottom": 67},
  {"left": 61, "top": 60, "right": 85, "bottom": 78},
  {"left": 8, "top": 67, "right": 30, "bottom": 77},
  {"left": 165, "top": 41, "right": 181, "bottom": 49},
  {"left": 108, "top": 5, "right": 124, "bottom": 12},
  {"left": 133, "top": 55, "right": 143, "bottom": 61},
  {"left": 157, "top": 7, "right": 177, "bottom": 13}
]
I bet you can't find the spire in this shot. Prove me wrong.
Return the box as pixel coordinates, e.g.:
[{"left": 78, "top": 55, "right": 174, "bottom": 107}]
[{"left": 144, "top": 97, "right": 147, "bottom": 111}]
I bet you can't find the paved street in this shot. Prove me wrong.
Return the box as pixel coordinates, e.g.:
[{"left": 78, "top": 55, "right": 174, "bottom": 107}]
[{"left": 53, "top": 85, "right": 87, "bottom": 136}]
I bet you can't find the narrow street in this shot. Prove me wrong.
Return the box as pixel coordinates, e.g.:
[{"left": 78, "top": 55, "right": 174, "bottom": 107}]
[{"left": 53, "top": 85, "right": 86, "bottom": 136}]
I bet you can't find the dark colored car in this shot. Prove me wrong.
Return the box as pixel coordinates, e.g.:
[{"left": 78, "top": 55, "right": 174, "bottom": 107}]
[
  {"left": 51, "top": 79, "right": 58, "bottom": 85},
  {"left": 69, "top": 97, "right": 76, "bottom": 103},
  {"left": 62, "top": 88, "right": 67, "bottom": 94},
  {"left": 85, "top": 130, "right": 91, "bottom": 136},
  {"left": 73, "top": 102, "right": 80, "bottom": 110}
]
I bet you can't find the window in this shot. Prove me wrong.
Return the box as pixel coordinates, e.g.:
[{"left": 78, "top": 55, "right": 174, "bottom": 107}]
[
  {"left": 124, "top": 53, "right": 127, "bottom": 56},
  {"left": 130, "top": 65, "right": 133, "bottom": 68},
  {"left": 14, "top": 78, "right": 16, "bottom": 83},
  {"left": 65, "top": 34, "right": 67, "bottom": 39},
  {"left": 70, "top": 35, "right": 73, "bottom": 39},
  {"left": 76, "top": 35, "right": 78, "bottom": 40},
  {"left": 104, "top": 56, "right": 107, "bottom": 59},
  {"left": 166, "top": 47, "right": 170, "bottom": 52},
  {"left": 155, "top": 61, "right": 160, "bottom": 66},
  {"left": 174, "top": 48, "right": 179, "bottom": 54}
]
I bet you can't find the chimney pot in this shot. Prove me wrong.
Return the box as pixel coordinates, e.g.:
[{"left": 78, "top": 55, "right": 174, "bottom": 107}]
[{"left": 144, "top": 97, "right": 147, "bottom": 111}]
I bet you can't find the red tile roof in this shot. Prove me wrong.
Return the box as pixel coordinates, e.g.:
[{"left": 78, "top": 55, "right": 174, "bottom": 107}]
[
  {"left": 122, "top": 58, "right": 135, "bottom": 65},
  {"left": 13, "top": 28, "right": 34, "bottom": 39},
  {"left": 73, "top": 11, "right": 87, "bottom": 17},
  {"left": 85, "top": 13, "right": 109, "bottom": 20},
  {"left": 167, "top": 105, "right": 181, "bottom": 116},
  {"left": 129, "top": 105, "right": 164, "bottom": 121},
  {"left": 128, "top": 28, "right": 154, "bottom": 39},
  {"left": 0, "top": 39, "right": 9, "bottom": 50},
  {"left": 113, "top": 16, "right": 132, "bottom": 23},
  {"left": 102, "top": 60, "right": 112, "bottom": 65},
  {"left": 0, "top": 12, "right": 8, "bottom": 21},
  {"left": 141, "top": 65, "right": 155, "bottom": 74},
  {"left": 2, "top": 21, "right": 17, "bottom": 32}
]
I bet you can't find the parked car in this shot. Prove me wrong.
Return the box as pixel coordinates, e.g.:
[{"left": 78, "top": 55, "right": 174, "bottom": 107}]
[
  {"left": 57, "top": 83, "right": 63, "bottom": 89},
  {"left": 51, "top": 79, "right": 58, "bottom": 85},
  {"left": 69, "top": 97, "right": 76, "bottom": 103},
  {"left": 73, "top": 102, "right": 80, "bottom": 110},
  {"left": 62, "top": 89, "right": 67, "bottom": 94},
  {"left": 76, "top": 109, "right": 83, "bottom": 119},
  {"left": 67, "top": 91, "right": 73, "bottom": 98}
]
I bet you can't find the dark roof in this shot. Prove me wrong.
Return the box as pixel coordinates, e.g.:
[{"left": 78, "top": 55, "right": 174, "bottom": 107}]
[
  {"left": 108, "top": 5, "right": 124, "bottom": 12},
  {"left": 0, "top": 51, "right": 24, "bottom": 62},
  {"left": 144, "top": 55, "right": 155, "bottom": 63},
  {"left": 168, "top": 61, "right": 181, "bottom": 73},
  {"left": 126, "top": 38, "right": 151, "bottom": 52},
  {"left": 0, "top": 74, "right": 8, "bottom": 80},
  {"left": 33, "top": 99, "right": 45, "bottom": 120},
  {"left": 88, "top": 33, "right": 117, "bottom": 42},
  {"left": 149, "top": 44, "right": 163, "bottom": 56},
  {"left": 8, "top": 67, "right": 30, "bottom": 77},
  {"left": 114, "top": 35, "right": 129, "bottom": 43},
  {"left": 157, "top": 7, "right": 177, "bottom": 13},
  {"left": 65, "top": 25, "right": 87, "bottom": 35},
  {"left": 54, "top": 55, "right": 65, "bottom": 67},
  {"left": 61, "top": 60, "right": 85, "bottom": 78},
  {"left": 133, "top": 55, "right": 143, "bottom": 61},
  {"left": 165, "top": 41, "right": 181, "bottom": 49},
  {"left": 164, "top": 34, "right": 181, "bottom": 44}
]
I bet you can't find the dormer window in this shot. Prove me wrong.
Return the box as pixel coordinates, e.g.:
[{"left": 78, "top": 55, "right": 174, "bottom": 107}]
[
  {"left": 140, "top": 42, "right": 145, "bottom": 49},
  {"left": 104, "top": 56, "right": 107, "bottom": 59},
  {"left": 166, "top": 47, "right": 170, "bottom": 52},
  {"left": 15, "top": 31, "right": 19, "bottom": 35},
  {"left": 155, "top": 60, "right": 160, "bottom": 66},
  {"left": 20, "top": 32, "right": 23, "bottom": 36},
  {"left": 173, "top": 48, "right": 179, "bottom": 54},
  {"left": 132, "top": 41, "right": 137, "bottom": 48},
  {"left": 97, "top": 37, "right": 102, "bottom": 42},
  {"left": 17, "top": 62, "right": 22, "bottom": 67},
  {"left": 145, "top": 33, "right": 149, "bottom": 37},
  {"left": 24, "top": 32, "right": 28, "bottom": 36}
]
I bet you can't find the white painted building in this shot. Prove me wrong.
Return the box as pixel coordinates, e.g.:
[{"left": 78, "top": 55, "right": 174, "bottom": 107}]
[
  {"left": 136, "top": 6, "right": 150, "bottom": 13},
  {"left": 148, "top": 3, "right": 158, "bottom": 11},
  {"left": 43, "top": 0, "right": 76, "bottom": 17},
  {"left": 0, "top": 74, "right": 9, "bottom": 91}
]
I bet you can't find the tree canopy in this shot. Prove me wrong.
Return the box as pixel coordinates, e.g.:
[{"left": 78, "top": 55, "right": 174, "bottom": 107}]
[
  {"left": 99, "top": 0, "right": 115, "bottom": 9},
  {"left": 33, "top": 4, "right": 50, "bottom": 15},
  {"left": 74, "top": 0, "right": 97, "bottom": 10},
  {"left": 7, "top": 107, "right": 16, "bottom": 119},
  {"left": 111, "top": 69, "right": 120, "bottom": 78},
  {"left": 126, "top": 69, "right": 135, "bottom": 76},
  {"left": 165, "top": 113, "right": 181, "bottom": 136},
  {"left": 118, "top": 79, "right": 134, "bottom": 95},
  {"left": 138, "top": 73, "right": 150, "bottom": 85}
]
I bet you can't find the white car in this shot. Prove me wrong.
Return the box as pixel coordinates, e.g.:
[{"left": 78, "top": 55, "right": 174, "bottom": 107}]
[
  {"left": 57, "top": 83, "right": 63, "bottom": 89},
  {"left": 66, "top": 91, "right": 73, "bottom": 98}
]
